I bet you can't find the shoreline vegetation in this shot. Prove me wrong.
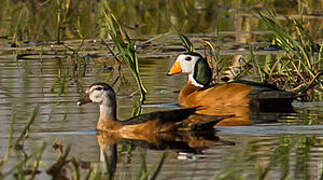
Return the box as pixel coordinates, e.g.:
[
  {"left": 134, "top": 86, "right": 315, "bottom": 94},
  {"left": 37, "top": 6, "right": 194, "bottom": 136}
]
[
  {"left": 0, "top": 1, "right": 321, "bottom": 100},
  {"left": 0, "top": 0, "right": 322, "bottom": 179}
]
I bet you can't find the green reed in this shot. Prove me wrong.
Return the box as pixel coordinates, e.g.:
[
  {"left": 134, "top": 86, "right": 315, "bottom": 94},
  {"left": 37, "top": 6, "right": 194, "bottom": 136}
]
[
  {"left": 0, "top": 106, "right": 45, "bottom": 179},
  {"left": 0, "top": 106, "right": 15, "bottom": 169},
  {"left": 54, "top": 0, "right": 72, "bottom": 43},
  {"left": 55, "top": 0, "right": 62, "bottom": 43},
  {"left": 177, "top": 32, "right": 252, "bottom": 84},
  {"left": 1, "top": 0, "right": 322, "bottom": 44},
  {"left": 178, "top": 33, "right": 195, "bottom": 52},
  {"left": 212, "top": 134, "right": 319, "bottom": 180},
  {"left": 97, "top": 2, "right": 147, "bottom": 104},
  {"left": 177, "top": 9, "right": 321, "bottom": 100},
  {"left": 257, "top": 10, "right": 322, "bottom": 100},
  {"left": 16, "top": 105, "right": 40, "bottom": 147},
  {"left": 143, "top": 151, "right": 167, "bottom": 180}
]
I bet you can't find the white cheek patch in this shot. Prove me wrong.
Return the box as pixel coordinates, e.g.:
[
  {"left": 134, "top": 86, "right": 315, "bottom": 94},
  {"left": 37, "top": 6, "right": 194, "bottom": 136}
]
[
  {"left": 89, "top": 91, "right": 103, "bottom": 103},
  {"left": 177, "top": 55, "right": 198, "bottom": 73},
  {"left": 182, "top": 61, "right": 193, "bottom": 73},
  {"left": 176, "top": 55, "right": 189, "bottom": 73}
]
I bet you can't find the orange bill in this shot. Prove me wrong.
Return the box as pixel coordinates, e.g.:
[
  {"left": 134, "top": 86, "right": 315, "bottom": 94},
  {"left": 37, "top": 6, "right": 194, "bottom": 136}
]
[
  {"left": 77, "top": 94, "right": 92, "bottom": 106},
  {"left": 167, "top": 61, "right": 182, "bottom": 76}
]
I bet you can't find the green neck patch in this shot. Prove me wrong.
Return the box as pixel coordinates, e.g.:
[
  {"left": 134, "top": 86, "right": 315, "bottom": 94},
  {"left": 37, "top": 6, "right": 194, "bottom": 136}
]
[{"left": 193, "top": 58, "right": 212, "bottom": 86}]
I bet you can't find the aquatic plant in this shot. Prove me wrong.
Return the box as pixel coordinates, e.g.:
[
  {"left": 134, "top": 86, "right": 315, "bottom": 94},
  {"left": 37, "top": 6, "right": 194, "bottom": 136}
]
[
  {"left": 178, "top": 33, "right": 195, "bottom": 53},
  {"left": 177, "top": 32, "right": 253, "bottom": 84},
  {"left": 257, "top": 10, "right": 322, "bottom": 101},
  {"left": 0, "top": 106, "right": 45, "bottom": 179},
  {"left": 136, "top": 151, "right": 167, "bottom": 180},
  {"left": 176, "top": 9, "right": 322, "bottom": 101},
  {"left": 212, "top": 134, "right": 319, "bottom": 180},
  {"left": 0, "top": 106, "right": 168, "bottom": 179},
  {"left": 97, "top": 1, "right": 147, "bottom": 104}
]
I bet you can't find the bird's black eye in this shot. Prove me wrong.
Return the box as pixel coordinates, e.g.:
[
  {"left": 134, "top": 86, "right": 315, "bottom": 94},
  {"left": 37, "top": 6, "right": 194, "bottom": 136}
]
[
  {"left": 185, "top": 56, "right": 192, "bottom": 61},
  {"left": 95, "top": 87, "right": 103, "bottom": 91}
]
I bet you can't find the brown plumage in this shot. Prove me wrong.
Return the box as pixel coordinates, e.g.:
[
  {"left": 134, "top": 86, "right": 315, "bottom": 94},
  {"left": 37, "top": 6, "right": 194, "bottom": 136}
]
[
  {"left": 96, "top": 130, "right": 224, "bottom": 154},
  {"left": 167, "top": 52, "right": 297, "bottom": 126},
  {"left": 77, "top": 83, "right": 233, "bottom": 140},
  {"left": 179, "top": 82, "right": 252, "bottom": 109}
]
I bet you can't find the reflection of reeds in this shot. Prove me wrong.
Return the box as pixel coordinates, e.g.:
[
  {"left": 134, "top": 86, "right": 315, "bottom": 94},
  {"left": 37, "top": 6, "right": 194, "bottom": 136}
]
[
  {"left": 136, "top": 151, "right": 167, "bottom": 180},
  {"left": 213, "top": 135, "right": 318, "bottom": 180}
]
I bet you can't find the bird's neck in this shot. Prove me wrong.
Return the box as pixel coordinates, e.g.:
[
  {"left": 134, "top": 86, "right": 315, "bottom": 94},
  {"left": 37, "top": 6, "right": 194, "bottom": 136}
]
[
  {"left": 178, "top": 80, "right": 201, "bottom": 106},
  {"left": 97, "top": 100, "right": 121, "bottom": 131},
  {"left": 99, "top": 100, "right": 117, "bottom": 120},
  {"left": 190, "top": 58, "right": 212, "bottom": 87},
  {"left": 188, "top": 74, "right": 205, "bottom": 88}
]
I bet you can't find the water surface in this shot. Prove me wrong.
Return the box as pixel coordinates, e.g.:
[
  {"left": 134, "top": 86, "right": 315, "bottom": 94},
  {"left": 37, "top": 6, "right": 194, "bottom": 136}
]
[{"left": 0, "top": 0, "right": 322, "bottom": 179}]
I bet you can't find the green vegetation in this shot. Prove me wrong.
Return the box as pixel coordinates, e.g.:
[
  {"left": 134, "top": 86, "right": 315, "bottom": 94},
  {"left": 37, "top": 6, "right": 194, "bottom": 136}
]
[
  {"left": 97, "top": 1, "right": 147, "bottom": 117},
  {"left": 0, "top": 106, "right": 167, "bottom": 179},
  {"left": 213, "top": 134, "right": 321, "bottom": 180},
  {"left": 98, "top": 2, "right": 147, "bottom": 102},
  {"left": 257, "top": 10, "right": 322, "bottom": 101},
  {"left": 177, "top": 9, "right": 322, "bottom": 100},
  {"left": 178, "top": 33, "right": 195, "bottom": 53},
  {"left": 0, "top": 106, "right": 44, "bottom": 179},
  {"left": 0, "top": 0, "right": 320, "bottom": 41},
  {"left": 0, "top": 0, "right": 322, "bottom": 179}
]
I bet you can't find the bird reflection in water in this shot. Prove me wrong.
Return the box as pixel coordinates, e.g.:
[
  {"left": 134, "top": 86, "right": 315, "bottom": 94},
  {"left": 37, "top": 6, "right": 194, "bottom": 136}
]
[{"left": 95, "top": 129, "right": 234, "bottom": 178}]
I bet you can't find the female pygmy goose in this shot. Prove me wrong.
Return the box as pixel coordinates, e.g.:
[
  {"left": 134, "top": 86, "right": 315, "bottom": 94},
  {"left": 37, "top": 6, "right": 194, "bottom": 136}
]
[{"left": 77, "top": 83, "right": 231, "bottom": 136}]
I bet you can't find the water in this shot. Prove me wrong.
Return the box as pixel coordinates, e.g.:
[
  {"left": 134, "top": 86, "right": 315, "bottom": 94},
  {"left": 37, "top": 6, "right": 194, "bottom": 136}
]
[
  {"left": 0, "top": 54, "right": 321, "bottom": 179},
  {"left": 0, "top": 0, "right": 322, "bottom": 179}
]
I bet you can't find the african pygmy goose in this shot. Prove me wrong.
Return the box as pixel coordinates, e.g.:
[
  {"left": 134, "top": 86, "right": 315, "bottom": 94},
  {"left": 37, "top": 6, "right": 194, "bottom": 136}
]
[
  {"left": 77, "top": 83, "right": 231, "bottom": 137},
  {"left": 167, "top": 52, "right": 296, "bottom": 125}
]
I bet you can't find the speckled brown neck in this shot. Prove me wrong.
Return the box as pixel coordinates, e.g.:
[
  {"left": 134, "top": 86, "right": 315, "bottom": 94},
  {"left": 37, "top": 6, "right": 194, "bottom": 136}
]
[{"left": 97, "top": 116, "right": 122, "bottom": 131}]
